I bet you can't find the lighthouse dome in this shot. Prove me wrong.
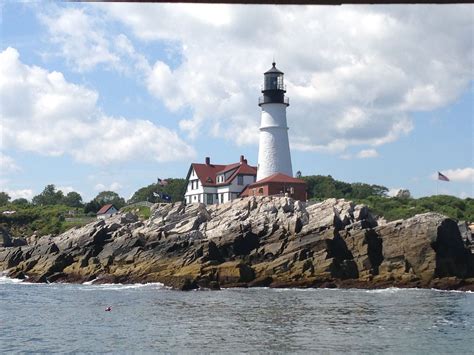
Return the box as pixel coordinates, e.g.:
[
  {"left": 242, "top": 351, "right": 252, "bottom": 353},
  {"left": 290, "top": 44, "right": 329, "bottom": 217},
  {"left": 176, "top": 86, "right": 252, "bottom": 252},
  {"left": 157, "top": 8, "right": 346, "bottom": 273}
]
[{"left": 264, "top": 62, "right": 284, "bottom": 75}]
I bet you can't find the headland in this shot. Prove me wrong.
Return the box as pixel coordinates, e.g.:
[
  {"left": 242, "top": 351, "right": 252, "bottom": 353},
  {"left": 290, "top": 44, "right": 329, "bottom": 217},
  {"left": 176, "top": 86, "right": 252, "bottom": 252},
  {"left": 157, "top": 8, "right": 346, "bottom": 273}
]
[{"left": 1, "top": 196, "right": 473, "bottom": 291}]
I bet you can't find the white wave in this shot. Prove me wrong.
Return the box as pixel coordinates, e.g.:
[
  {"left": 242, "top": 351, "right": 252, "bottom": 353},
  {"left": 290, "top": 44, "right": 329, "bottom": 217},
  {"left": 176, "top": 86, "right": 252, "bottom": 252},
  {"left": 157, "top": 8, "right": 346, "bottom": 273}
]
[
  {"left": 0, "top": 275, "right": 33, "bottom": 285},
  {"left": 82, "top": 278, "right": 98, "bottom": 285},
  {"left": 79, "top": 282, "right": 167, "bottom": 291},
  {"left": 363, "top": 287, "right": 406, "bottom": 294},
  {"left": 430, "top": 288, "right": 473, "bottom": 294}
]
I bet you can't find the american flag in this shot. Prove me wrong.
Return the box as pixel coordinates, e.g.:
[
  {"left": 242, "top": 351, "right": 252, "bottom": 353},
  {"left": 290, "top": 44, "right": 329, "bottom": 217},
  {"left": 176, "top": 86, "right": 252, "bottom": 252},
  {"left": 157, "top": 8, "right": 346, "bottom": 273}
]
[{"left": 438, "top": 172, "right": 450, "bottom": 182}]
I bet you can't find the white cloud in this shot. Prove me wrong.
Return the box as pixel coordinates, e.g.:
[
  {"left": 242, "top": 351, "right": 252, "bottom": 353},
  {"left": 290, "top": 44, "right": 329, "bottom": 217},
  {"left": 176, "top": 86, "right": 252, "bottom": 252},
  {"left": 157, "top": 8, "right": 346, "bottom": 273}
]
[
  {"left": 4, "top": 189, "right": 34, "bottom": 201},
  {"left": 356, "top": 149, "right": 379, "bottom": 159},
  {"left": 39, "top": 7, "right": 118, "bottom": 71},
  {"left": 0, "top": 153, "right": 20, "bottom": 174},
  {"left": 94, "top": 183, "right": 106, "bottom": 191},
  {"left": 57, "top": 186, "right": 78, "bottom": 195},
  {"left": 432, "top": 168, "right": 474, "bottom": 182},
  {"left": 96, "top": 4, "right": 472, "bottom": 154},
  {"left": 339, "top": 148, "right": 379, "bottom": 159},
  {"left": 94, "top": 182, "right": 122, "bottom": 191},
  {"left": 39, "top": 7, "right": 150, "bottom": 76},
  {"left": 0, "top": 47, "right": 195, "bottom": 165}
]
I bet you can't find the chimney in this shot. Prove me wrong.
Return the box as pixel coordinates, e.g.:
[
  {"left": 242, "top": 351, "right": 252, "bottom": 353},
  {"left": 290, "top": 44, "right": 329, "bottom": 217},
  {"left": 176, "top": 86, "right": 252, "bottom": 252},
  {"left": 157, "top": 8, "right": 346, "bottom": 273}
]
[
  {"left": 240, "top": 155, "right": 244, "bottom": 164},
  {"left": 205, "top": 157, "right": 210, "bottom": 165}
]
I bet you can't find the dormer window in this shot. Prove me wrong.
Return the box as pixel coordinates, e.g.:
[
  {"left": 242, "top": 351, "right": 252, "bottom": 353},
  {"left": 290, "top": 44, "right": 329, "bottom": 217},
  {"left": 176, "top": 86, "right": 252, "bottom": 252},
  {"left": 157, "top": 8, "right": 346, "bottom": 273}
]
[{"left": 237, "top": 175, "right": 243, "bottom": 185}]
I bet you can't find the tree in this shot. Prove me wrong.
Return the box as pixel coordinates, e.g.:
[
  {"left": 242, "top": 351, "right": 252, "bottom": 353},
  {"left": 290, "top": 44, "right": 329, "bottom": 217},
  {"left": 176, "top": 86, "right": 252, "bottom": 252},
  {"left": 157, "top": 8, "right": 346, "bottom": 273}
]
[
  {"left": 11, "top": 198, "right": 29, "bottom": 206},
  {"left": 63, "top": 191, "right": 83, "bottom": 207},
  {"left": 351, "top": 183, "right": 388, "bottom": 199},
  {"left": 0, "top": 192, "right": 11, "bottom": 206},
  {"left": 84, "top": 200, "right": 101, "bottom": 214},
  {"left": 396, "top": 189, "right": 411, "bottom": 199},
  {"left": 302, "top": 175, "right": 389, "bottom": 201},
  {"left": 94, "top": 191, "right": 126, "bottom": 209},
  {"left": 128, "top": 178, "right": 187, "bottom": 204},
  {"left": 32, "top": 185, "right": 64, "bottom": 206},
  {"left": 128, "top": 184, "right": 159, "bottom": 204}
]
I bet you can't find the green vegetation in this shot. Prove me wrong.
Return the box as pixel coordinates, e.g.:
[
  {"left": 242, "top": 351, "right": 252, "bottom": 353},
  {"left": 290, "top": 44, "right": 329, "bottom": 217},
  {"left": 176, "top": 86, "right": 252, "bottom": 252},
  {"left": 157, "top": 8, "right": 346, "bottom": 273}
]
[
  {"left": 0, "top": 185, "right": 129, "bottom": 238},
  {"left": 128, "top": 179, "right": 187, "bottom": 204},
  {"left": 84, "top": 191, "right": 126, "bottom": 213},
  {"left": 0, "top": 204, "right": 80, "bottom": 237},
  {"left": 303, "top": 175, "right": 474, "bottom": 222},
  {"left": 1, "top": 176, "right": 472, "bottom": 239},
  {"left": 121, "top": 205, "right": 151, "bottom": 220},
  {"left": 0, "top": 192, "right": 11, "bottom": 206},
  {"left": 0, "top": 180, "right": 185, "bottom": 238},
  {"left": 352, "top": 195, "right": 474, "bottom": 222},
  {"left": 303, "top": 175, "right": 388, "bottom": 200}
]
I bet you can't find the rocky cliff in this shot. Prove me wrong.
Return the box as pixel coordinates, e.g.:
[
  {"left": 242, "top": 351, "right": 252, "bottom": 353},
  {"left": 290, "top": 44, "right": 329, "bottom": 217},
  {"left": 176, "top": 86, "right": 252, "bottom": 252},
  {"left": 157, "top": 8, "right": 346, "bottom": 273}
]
[{"left": 1, "top": 197, "right": 473, "bottom": 291}]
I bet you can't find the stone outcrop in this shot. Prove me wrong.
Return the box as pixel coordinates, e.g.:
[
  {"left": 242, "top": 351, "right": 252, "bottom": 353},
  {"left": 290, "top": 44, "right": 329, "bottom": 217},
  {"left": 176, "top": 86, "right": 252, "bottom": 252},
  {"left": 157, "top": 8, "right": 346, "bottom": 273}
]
[{"left": 1, "top": 197, "right": 473, "bottom": 291}]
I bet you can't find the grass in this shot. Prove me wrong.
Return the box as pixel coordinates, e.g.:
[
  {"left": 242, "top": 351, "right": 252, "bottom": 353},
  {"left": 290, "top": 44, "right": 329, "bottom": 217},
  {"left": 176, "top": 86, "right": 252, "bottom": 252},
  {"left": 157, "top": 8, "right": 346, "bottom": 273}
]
[{"left": 121, "top": 205, "right": 151, "bottom": 220}]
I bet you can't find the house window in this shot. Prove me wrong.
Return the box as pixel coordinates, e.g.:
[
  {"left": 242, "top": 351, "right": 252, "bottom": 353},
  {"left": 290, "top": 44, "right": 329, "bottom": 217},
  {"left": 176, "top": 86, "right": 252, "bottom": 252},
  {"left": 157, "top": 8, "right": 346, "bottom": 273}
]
[
  {"left": 193, "top": 195, "right": 197, "bottom": 201},
  {"left": 258, "top": 187, "right": 264, "bottom": 194},
  {"left": 220, "top": 194, "right": 224, "bottom": 203},
  {"left": 237, "top": 175, "right": 243, "bottom": 185},
  {"left": 207, "top": 194, "right": 213, "bottom": 205}
]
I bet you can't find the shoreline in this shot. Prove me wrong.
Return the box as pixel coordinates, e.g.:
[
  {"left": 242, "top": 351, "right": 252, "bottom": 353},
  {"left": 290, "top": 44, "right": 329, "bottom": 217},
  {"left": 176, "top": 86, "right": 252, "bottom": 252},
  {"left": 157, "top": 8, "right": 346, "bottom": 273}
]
[
  {"left": 1, "top": 197, "right": 473, "bottom": 293},
  {"left": 2, "top": 274, "right": 473, "bottom": 293}
]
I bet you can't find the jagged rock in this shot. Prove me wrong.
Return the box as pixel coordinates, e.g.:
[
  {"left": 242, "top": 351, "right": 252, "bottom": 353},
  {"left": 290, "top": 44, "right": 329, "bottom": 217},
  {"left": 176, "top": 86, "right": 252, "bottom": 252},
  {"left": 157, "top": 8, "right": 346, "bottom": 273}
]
[{"left": 0, "top": 199, "right": 472, "bottom": 291}]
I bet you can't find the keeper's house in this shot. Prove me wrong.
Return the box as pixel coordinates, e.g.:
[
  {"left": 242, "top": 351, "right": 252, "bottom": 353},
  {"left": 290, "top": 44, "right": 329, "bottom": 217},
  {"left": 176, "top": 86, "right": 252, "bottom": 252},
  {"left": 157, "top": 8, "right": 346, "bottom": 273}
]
[
  {"left": 184, "top": 155, "right": 257, "bottom": 205},
  {"left": 239, "top": 172, "right": 307, "bottom": 201}
]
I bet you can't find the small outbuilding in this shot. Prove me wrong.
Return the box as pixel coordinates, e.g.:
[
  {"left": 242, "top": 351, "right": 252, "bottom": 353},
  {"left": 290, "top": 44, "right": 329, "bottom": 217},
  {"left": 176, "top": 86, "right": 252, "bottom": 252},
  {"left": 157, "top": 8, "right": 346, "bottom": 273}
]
[
  {"left": 239, "top": 173, "right": 307, "bottom": 201},
  {"left": 96, "top": 204, "right": 118, "bottom": 219}
]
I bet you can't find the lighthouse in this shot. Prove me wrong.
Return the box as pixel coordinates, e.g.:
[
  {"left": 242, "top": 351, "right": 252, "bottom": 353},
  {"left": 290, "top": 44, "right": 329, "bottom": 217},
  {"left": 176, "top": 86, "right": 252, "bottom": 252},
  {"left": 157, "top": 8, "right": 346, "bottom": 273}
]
[{"left": 256, "top": 62, "right": 293, "bottom": 181}]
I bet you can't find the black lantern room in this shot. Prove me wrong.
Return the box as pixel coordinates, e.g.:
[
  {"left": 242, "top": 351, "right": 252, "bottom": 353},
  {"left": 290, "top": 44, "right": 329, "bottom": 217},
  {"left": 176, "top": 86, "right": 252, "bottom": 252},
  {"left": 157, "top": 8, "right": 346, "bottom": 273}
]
[{"left": 259, "top": 62, "right": 289, "bottom": 106}]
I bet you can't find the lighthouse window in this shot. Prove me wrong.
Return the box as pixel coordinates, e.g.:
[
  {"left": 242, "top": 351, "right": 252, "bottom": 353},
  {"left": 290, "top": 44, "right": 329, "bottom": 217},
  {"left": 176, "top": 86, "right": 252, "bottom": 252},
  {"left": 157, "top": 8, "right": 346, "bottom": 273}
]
[{"left": 277, "top": 75, "right": 284, "bottom": 89}]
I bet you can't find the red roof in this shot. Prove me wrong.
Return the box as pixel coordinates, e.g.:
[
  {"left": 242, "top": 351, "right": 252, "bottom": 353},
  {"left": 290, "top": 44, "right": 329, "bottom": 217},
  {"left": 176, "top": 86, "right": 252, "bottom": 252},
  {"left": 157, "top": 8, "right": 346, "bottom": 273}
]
[
  {"left": 97, "top": 204, "right": 116, "bottom": 215},
  {"left": 189, "top": 159, "right": 257, "bottom": 187},
  {"left": 215, "top": 163, "right": 257, "bottom": 186},
  {"left": 216, "top": 162, "right": 241, "bottom": 175},
  {"left": 250, "top": 173, "right": 307, "bottom": 187},
  {"left": 190, "top": 163, "right": 226, "bottom": 186}
]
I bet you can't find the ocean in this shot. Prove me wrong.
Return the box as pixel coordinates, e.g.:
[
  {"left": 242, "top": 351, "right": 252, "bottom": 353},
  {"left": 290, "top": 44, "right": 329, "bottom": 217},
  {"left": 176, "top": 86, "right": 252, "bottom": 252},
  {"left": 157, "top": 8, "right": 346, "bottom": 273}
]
[{"left": 1, "top": 277, "right": 473, "bottom": 353}]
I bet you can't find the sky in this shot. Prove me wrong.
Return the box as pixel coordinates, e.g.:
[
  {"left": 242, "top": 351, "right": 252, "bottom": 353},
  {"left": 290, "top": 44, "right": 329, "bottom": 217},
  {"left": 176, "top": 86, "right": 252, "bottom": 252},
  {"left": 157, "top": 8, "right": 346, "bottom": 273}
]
[{"left": 0, "top": 2, "right": 473, "bottom": 202}]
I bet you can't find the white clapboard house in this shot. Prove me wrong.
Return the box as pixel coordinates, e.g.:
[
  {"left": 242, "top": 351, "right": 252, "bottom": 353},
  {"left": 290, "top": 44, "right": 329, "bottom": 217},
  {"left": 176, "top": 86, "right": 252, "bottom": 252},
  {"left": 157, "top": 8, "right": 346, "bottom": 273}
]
[{"left": 184, "top": 156, "right": 257, "bottom": 205}]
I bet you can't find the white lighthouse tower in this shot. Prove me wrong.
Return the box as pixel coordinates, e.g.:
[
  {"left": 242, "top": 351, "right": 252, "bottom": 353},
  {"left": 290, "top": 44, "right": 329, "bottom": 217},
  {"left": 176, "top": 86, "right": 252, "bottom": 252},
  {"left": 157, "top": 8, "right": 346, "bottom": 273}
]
[{"left": 256, "top": 62, "right": 293, "bottom": 181}]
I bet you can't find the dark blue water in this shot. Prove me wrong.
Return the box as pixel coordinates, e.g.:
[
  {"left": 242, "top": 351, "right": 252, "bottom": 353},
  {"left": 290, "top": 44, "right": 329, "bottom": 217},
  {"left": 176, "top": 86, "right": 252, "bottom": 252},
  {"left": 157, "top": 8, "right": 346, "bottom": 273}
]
[{"left": 1, "top": 277, "right": 473, "bottom": 353}]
